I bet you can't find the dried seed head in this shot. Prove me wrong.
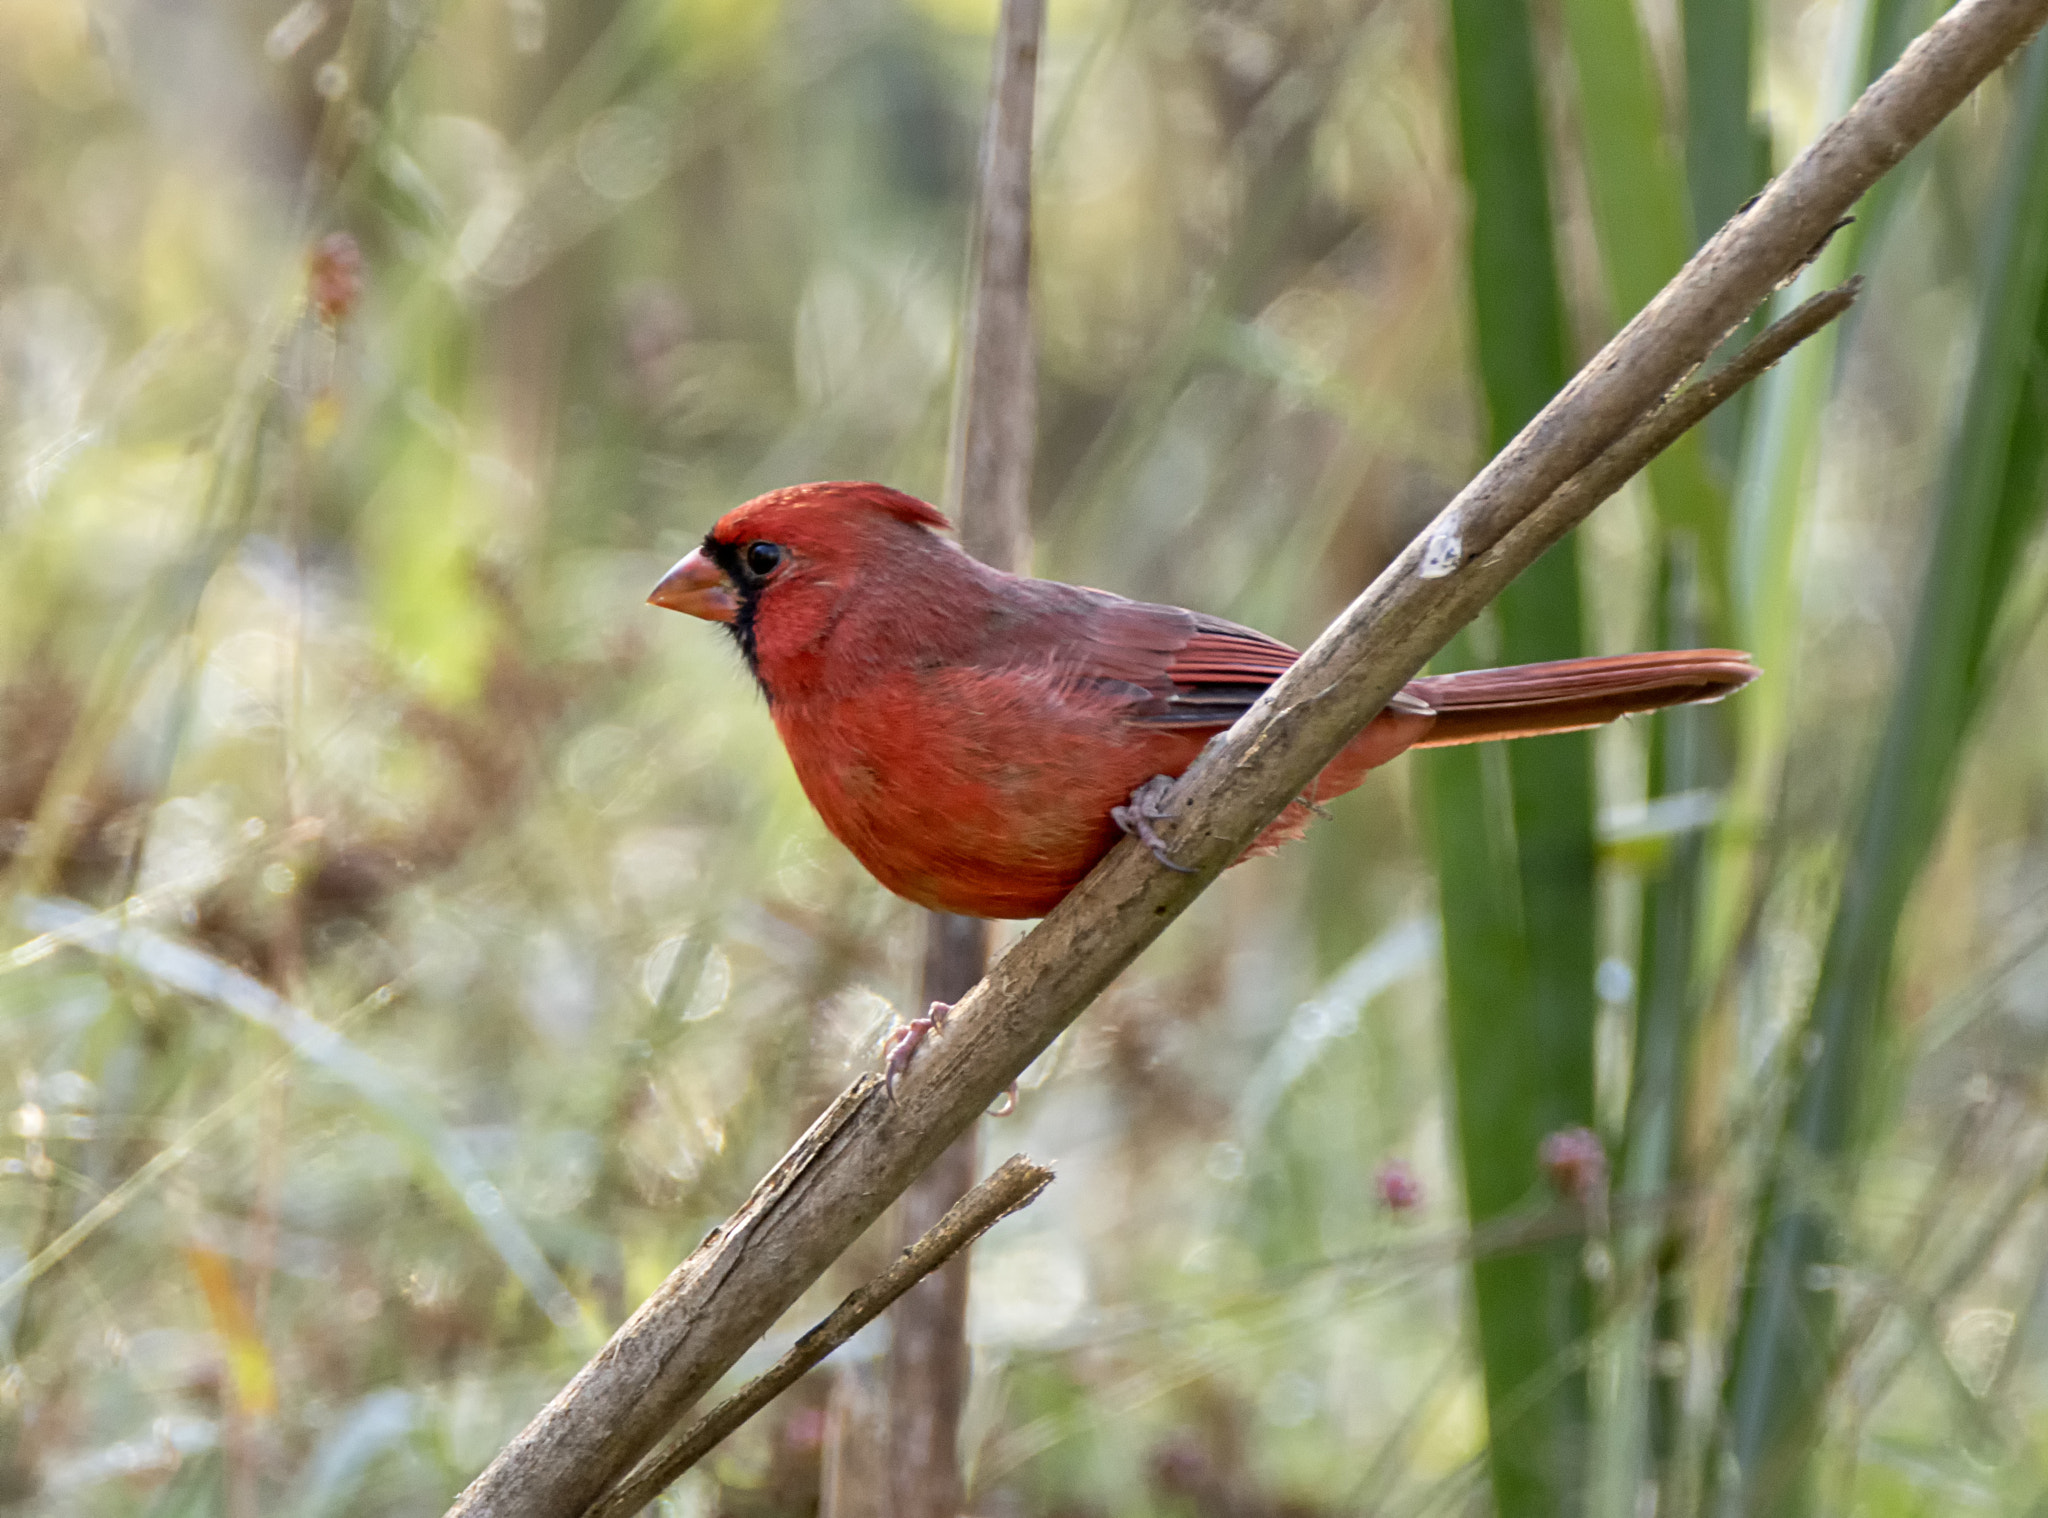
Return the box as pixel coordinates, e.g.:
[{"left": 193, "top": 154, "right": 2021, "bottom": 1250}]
[
  {"left": 308, "top": 231, "right": 364, "bottom": 327},
  {"left": 1539, "top": 1126, "right": 1608, "bottom": 1205}
]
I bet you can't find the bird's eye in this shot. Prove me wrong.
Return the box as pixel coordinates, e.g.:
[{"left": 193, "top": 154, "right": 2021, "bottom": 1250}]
[{"left": 744, "top": 541, "right": 784, "bottom": 576}]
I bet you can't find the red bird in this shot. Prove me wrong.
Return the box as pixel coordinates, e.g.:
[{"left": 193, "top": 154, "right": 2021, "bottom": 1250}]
[{"left": 650, "top": 482, "right": 1757, "bottom": 921}]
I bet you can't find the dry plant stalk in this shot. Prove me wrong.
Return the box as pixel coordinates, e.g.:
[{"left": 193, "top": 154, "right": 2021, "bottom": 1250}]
[
  {"left": 883, "top": 915, "right": 985, "bottom": 1518},
  {"left": 945, "top": 0, "right": 1042, "bottom": 570},
  {"left": 586, "top": 1156, "right": 1054, "bottom": 1518},
  {"left": 890, "top": 4, "right": 1045, "bottom": 1515},
  {"left": 444, "top": 1, "right": 2048, "bottom": 1513}
]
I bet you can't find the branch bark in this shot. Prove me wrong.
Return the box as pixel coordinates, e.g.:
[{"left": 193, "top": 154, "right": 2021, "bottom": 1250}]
[
  {"left": 444, "top": 1, "right": 2048, "bottom": 1512},
  {"left": 586, "top": 1156, "right": 1053, "bottom": 1518}
]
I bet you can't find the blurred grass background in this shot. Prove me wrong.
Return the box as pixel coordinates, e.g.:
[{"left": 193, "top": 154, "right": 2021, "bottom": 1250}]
[{"left": 2, "top": 0, "right": 2048, "bottom": 1514}]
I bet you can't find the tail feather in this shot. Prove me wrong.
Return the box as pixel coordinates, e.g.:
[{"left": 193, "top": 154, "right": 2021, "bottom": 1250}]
[
  {"left": 1405, "top": 649, "right": 1759, "bottom": 748},
  {"left": 1240, "top": 647, "right": 1757, "bottom": 859}
]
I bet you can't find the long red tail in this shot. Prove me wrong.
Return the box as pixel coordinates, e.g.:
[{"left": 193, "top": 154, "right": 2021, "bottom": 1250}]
[
  {"left": 1405, "top": 649, "right": 1759, "bottom": 747},
  {"left": 1242, "top": 648, "right": 1758, "bottom": 858}
]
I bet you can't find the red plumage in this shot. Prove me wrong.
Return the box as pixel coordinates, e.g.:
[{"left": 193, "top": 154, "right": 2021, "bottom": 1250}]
[{"left": 650, "top": 482, "right": 1758, "bottom": 919}]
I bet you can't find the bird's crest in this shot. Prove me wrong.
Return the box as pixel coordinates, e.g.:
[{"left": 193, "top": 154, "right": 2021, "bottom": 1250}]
[{"left": 711, "top": 482, "right": 953, "bottom": 542}]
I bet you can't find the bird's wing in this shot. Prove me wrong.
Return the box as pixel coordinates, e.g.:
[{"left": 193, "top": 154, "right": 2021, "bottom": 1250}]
[
  {"left": 986, "top": 584, "right": 1330, "bottom": 730},
  {"left": 1130, "top": 613, "right": 1302, "bottom": 727}
]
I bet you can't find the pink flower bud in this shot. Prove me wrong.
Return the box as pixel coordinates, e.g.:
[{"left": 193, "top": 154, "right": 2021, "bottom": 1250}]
[{"left": 1376, "top": 1158, "right": 1423, "bottom": 1213}]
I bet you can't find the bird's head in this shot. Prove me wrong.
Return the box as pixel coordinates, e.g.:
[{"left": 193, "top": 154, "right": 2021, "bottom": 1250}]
[{"left": 648, "top": 481, "right": 959, "bottom": 684}]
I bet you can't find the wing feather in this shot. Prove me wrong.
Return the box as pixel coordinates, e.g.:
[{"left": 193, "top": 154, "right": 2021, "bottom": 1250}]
[
  {"left": 1079, "top": 601, "right": 1301, "bottom": 728},
  {"left": 968, "top": 582, "right": 1306, "bottom": 728}
]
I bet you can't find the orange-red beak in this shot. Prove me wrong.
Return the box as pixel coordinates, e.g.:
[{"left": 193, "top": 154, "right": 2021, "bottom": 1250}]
[{"left": 648, "top": 547, "right": 739, "bottom": 623}]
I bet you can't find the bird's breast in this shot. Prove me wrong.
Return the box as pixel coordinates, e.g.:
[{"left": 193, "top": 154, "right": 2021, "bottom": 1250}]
[{"left": 769, "top": 663, "right": 1206, "bottom": 917}]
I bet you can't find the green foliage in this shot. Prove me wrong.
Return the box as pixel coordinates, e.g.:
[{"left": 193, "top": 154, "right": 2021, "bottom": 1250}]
[{"left": 1436, "top": 0, "right": 1601, "bottom": 1510}]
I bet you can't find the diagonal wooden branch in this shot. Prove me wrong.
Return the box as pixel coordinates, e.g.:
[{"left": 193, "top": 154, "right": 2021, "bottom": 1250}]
[
  {"left": 445, "top": 1, "right": 2048, "bottom": 1511},
  {"left": 585, "top": 1156, "right": 1054, "bottom": 1518}
]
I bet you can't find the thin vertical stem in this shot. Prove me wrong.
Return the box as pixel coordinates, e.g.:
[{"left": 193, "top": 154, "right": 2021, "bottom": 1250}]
[{"left": 884, "top": 4, "right": 1043, "bottom": 1516}]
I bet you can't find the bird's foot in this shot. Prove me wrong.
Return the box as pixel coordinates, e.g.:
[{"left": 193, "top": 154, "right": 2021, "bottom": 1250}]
[
  {"left": 884, "top": 1000, "right": 951, "bottom": 1100},
  {"left": 882, "top": 1004, "right": 1018, "bottom": 1115},
  {"left": 1112, "top": 775, "right": 1196, "bottom": 873}
]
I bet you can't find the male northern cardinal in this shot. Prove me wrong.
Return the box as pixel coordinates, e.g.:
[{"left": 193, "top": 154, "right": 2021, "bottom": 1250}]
[{"left": 650, "top": 481, "right": 1757, "bottom": 921}]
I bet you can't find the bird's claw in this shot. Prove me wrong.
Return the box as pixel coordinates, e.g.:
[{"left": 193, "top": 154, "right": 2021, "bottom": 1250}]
[
  {"left": 1112, "top": 774, "right": 1196, "bottom": 873},
  {"left": 884, "top": 1000, "right": 952, "bottom": 1100},
  {"left": 882, "top": 1004, "right": 1019, "bottom": 1116}
]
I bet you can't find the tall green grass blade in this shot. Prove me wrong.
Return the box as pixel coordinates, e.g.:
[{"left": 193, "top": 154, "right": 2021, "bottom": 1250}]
[
  {"left": 1554, "top": 4, "right": 1753, "bottom": 1511},
  {"left": 1451, "top": 0, "right": 1570, "bottom": 443},
  {"left": 1561, "top": 0, "right": 1732, "bottom": 593},
  {"left": 1434, "top": 0, "right": 1598, "bottom": 1509},
  {"left": 1611, "top": 556, "right": 1729, "bottom": 1518},
  {"left": 1684, "top": 0, "right": 1766, "bottom": 247},
  {"left": 1722, "top": 36, "right": 2048, "bottom": 1516},
  {"left": 1561, "top": 0, "right": 1690, "bottom": 313},
  {"left": 1714, "top": 0, "right": 1922, "bottom": 587},
  {"left": 1679, "top": 0, "right": 1770, "bottom": 477},
  {"left": 1835, "top": 0, "right": 1944, "bottom": 273},
  {"left": 1703, "top": 0, "right": 1880, "bottom": 1034},
  {"left": 1424, "top": 729, "right": 1597, "bottom": 1518}
]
